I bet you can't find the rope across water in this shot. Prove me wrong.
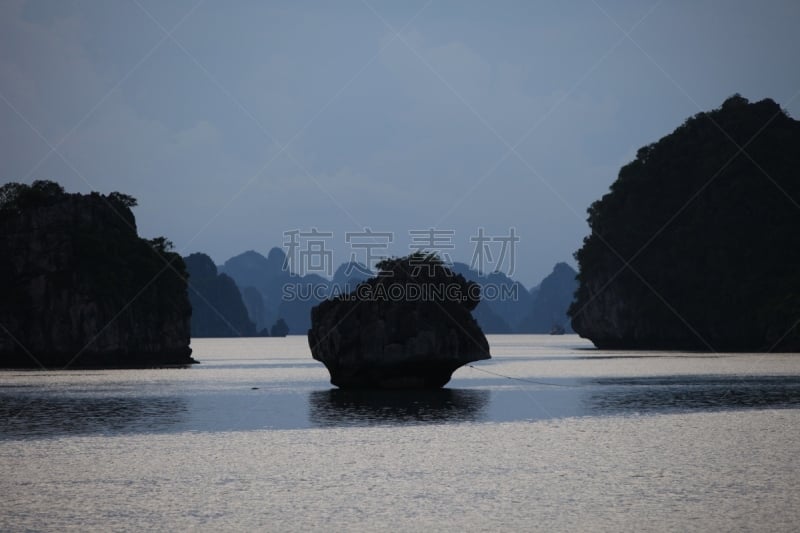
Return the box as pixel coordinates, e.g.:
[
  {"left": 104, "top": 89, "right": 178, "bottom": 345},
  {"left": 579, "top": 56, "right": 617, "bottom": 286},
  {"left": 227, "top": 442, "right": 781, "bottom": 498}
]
[{"left": 466, "top": 364, "right": 579, "bottom": 388}]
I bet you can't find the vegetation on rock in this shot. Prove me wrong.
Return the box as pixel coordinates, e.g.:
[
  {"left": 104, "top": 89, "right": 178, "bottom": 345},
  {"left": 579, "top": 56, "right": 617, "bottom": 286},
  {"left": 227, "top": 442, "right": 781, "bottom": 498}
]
[
  {"left": 0, "top": 181, "right": 194, "bottom": 367},
  {"left": 569, "top": 95, "right": 800, "bottom": 351},
  {"left": 308, "top": 252, "right": 490, "bottom": 389}
]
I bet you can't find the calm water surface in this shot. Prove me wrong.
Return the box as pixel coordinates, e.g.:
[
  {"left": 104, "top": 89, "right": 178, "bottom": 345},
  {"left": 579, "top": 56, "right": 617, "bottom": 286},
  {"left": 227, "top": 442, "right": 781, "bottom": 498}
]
[{"left": 2, "top": 335, "right": 799, "bottom": 531}]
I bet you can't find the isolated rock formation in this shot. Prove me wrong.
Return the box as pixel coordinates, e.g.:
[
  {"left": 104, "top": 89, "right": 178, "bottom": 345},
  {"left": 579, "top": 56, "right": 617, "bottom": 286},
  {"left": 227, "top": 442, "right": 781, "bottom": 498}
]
[
  {"left": 570, "top": 95, "right": 800, "bottom": 351},
  {"left": 0, "top": 181, "right": 195, "bottom": 367},
  {"left": 308, "top": 253, "right": 490, "bottom": 388}
]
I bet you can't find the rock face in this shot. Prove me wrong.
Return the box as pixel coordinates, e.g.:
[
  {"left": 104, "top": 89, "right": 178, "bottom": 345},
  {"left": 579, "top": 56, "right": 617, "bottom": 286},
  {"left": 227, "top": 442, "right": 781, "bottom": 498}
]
[
  {"left": 240, "top": 286, "right": 269, "bottom": 332},
  {"left": 518, "top": 262, "right": 578, "bottom": 334},
  {"left": 0, "top": 181, "right": 195, "bottom": 368},
  {"left": 569, "top": 95, "right": 800, "bottom": 351},
  {"left": 183, "top": 252, "right": 256, "bottom": 337},
  {"left": 308, "top": 254, "right": 490, "bottom": 388}
]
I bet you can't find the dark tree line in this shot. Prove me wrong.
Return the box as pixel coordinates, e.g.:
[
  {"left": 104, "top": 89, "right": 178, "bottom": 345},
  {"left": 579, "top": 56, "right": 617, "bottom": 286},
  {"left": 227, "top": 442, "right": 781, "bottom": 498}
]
[{"left": 570, "top": 95, "right": 800, "bottom": 351}]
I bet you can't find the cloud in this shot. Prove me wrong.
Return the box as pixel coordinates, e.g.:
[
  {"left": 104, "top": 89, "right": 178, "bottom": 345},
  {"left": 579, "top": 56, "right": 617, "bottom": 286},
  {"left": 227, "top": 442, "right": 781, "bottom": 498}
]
[{"left": 2, "top": 1, "right": 799, "bottom": 286}]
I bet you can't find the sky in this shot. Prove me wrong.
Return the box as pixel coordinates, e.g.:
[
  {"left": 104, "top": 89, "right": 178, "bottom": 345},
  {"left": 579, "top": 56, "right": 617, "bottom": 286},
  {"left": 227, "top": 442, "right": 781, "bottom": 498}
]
[{"left": 1, "top": 0, "right": 799, "bottom": 287}]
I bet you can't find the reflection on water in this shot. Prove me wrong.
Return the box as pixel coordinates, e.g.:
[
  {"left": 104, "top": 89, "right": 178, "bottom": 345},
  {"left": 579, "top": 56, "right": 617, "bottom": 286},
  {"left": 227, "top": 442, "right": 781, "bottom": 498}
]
[
  {"left": 0, "top": 394, "right": 187, "bottom": 440},
  {"left": 4, "top": 374, "right": 800, "bottom": 439},
  {"left": 309, "top": 388, "right": 489, "bottom": 427},
  {"left": 586, "top": 375, "right": 800, "bottom": 414},
  {"left": 2, "top": 335, "right": 800, "bottom": 440}
]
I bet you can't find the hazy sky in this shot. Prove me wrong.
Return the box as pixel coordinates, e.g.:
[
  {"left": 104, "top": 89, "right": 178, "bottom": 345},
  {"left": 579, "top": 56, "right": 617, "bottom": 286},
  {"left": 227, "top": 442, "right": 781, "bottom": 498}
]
[{"left": 2, "top": 0, "right": 799, "bottom": 286}]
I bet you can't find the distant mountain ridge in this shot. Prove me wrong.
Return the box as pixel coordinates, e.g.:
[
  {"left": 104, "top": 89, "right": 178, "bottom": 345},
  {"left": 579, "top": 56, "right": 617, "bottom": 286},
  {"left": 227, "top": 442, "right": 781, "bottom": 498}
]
[
  {"left": 212, "top": 247, "right": 577, "bottom": 336},
  {"left": 219, "top": 248, "right": 369, "bottom": 335},
  {"left": 519, "top": 263, "right": 577, "bottom": 333},
  {"left": 184, "top": 253, "right": 255, "bottom": 338}
]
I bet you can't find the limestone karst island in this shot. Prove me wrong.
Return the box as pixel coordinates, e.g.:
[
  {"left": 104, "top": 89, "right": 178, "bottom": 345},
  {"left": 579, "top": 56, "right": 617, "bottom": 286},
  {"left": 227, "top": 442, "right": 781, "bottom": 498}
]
[
  {"left": 0, "top": 181, "right": 195, "bottom": 368},
  {"left": 1, "top": 96, "right": 798, "bottom": 373},
  {"left": 308, "top": 253, "right": 491, "bottom": 388},
  {"left": 3, "top": 2, "right": 800, "bottom": 529},
  {"left": 569, "top": 95, "right": 800, "bottom": 352}
]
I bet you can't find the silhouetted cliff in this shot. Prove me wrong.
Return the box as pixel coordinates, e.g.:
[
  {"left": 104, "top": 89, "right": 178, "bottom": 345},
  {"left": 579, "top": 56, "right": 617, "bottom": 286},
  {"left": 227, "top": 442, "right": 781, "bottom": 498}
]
[
  {"left": 241, "top": 286, "right": 269, "bottom": 331},
  {"left": 221, "top": 248, "right": 371, "bottom": 335},
  {"left": 0, "top": 181, "right": 194, "bottom": 368},
  {"left": 450, "top": 263, "right": 532, "bottom": 333},
  {"left": 519, "top": 262, "right": 577, "bottom": 333},
  {"left": 221, "top": 248, "right": 290, "bottom": 331},
  {"left": 184, "top": 253, "right": 256, "bottom": 337},
  {"left": 570, "top": 95, "right": 800, "bottom": 351}
]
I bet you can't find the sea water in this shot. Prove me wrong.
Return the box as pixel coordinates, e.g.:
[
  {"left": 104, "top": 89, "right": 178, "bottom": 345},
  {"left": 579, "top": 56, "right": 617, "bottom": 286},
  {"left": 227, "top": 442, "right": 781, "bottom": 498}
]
[{"left": 1, "top": 335, "right": 799, "bottom": 531}]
